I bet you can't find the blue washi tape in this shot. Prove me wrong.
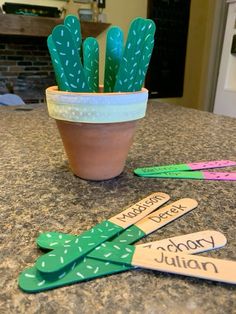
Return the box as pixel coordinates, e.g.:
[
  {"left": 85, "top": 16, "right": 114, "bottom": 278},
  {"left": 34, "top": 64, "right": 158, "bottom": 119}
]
[{"left": 46, "top": 86, "right": 148, "bottom": 123}]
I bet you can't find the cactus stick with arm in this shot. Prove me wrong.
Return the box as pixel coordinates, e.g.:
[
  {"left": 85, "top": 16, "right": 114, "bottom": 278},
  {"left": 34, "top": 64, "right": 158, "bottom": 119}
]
[
  {"left": 114, "top": 18, "right": 155, "bottom": 92},
  {"left": 47, "top": 35, "right": 71, "bottom": 91},
  {"left": 64, "top": 15, "right": 82, "bottom": 56},
  {"left": 52, "top": 25, "right": 90, "bottom": 92}
]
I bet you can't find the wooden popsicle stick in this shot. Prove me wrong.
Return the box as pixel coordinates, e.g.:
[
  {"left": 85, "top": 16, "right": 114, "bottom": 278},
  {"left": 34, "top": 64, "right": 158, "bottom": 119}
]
[
  {"left": 36, "top": 192, "right": 170, "bottom": 274},
  {"left": 134, "top": 160, "right": 236, "bottom": 176},
  {"left": 36, "top": 198, "right": 197, "bottom": 249},
  {"left": 19, "top": 230, "right": 225, "bottom": 293},
  {"left": 108, "top": 192, "right": 170, "bottom": 228},
  {"left": 133, "top": 247, "right": 236, "bottom": 285},
  {"left": 140, "top": 171, "right": 236, "bottom": 181},
  {"left": 137, "top": 230, "right": 227, "bottom": 254},
  {"left": 134, "top": 198, "right": 198, "bottom": 234},
  {"left": 89, "top": 240, "right": 236, "bottom": 285}
]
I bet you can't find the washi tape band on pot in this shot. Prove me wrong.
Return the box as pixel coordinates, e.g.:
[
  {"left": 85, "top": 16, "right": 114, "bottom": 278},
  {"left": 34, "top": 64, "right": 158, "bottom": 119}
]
[{"left": 46, "top": 86, "right": 148, "bottom": 123}]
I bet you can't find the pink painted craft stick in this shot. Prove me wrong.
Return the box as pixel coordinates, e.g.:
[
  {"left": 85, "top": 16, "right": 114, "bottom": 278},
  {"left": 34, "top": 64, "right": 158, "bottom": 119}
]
[
  {"left": 188, "top": 160, "right": 236, "bottom": 170},
  {"left": 203, "top": 171, "right": 236, "bottom": 181}
]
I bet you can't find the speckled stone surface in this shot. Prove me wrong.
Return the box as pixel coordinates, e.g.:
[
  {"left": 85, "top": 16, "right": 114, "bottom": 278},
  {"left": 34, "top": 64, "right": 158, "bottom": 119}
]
[{"left": 0, "top": 102, "right": 235, "bottom": 314}]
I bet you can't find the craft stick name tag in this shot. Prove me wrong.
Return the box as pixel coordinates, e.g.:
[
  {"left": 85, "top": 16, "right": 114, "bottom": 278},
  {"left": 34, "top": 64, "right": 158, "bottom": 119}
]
[
  {"left": 133, "top": 248, "right": 236, "bottom": 284},
  {"left": 134, "top": 160, "right": 236, "bottom": 176},
  {"left": 138, "top": 230, "right": 227, "bottom": 254},
  {"left": 89, "top": 239, "right": 236, "bottom": 285},
  {"left": 36, "top": 192, "right": 170, "bottom": 274},
  {"left": 109, "top": 192, "right": 170, "bottom": 228},
  {"left": 135, "top": 198, "right": 198, "bottom": 234}
]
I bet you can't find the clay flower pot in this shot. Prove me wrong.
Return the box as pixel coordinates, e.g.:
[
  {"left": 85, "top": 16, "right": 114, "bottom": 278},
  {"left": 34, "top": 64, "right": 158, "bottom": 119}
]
[{"left": 46, "top": 86, "right": 148, "bottom": 181}]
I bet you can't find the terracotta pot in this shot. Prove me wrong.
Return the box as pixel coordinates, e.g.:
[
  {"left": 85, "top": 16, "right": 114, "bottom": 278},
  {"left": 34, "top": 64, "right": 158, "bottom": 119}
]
[{"left": 46, "top": 86, "right": 148, "bottom": 180}]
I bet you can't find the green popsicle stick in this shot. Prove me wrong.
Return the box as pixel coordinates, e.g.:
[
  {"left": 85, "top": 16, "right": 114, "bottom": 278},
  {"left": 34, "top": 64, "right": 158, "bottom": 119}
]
[
  {"left": 37, "top": 232, "right": 75, "bottom": 250},
  {"left": 19, "top": 197, "right": 200, "bottom": 293},
  {"left": 140, "top": 171, "right": 205, "bottom": 179},
  {"left": 47, "top": 35, "right": 71, "bottom": 91},
  {"left": 64, "top": 14, "right": 82, "bottom": 55},
  {"left": 83, "top": 37, "right": 99, "bottom": 92},
  {"left": 134, "top": 164, "right": 192, "bottom": 176},
  {"left": 19, "top": 225, "right": 146, "bottom": 293},
  {"left": 52, "top": 25, "right": 90, "bottom": 92},
  {"left": 19, "top": 255, "right": 132, "bottom": 293},
  {"left": 104, "top": 26, "right": 124, "bottom": 92},
  {"left": 36, "top": 224, "right": 146, "bottom": 251},
  {"left": 114, "top": 17, "right": 144, "bottom": 92},
  {"left": 133, "top": 23, "right": 155, "bottom": 91},
  {"left": 90, "top": 242, "right": 135, "bottom": 265},
  {"left": 35, "top": 220, "right": 122, "bottom": 274},
  {"left": 114, "top": 18, "right": 156, "bottom": 92},
  {"left": 35, "top": 192, "right": 167, "bottom": 275}
]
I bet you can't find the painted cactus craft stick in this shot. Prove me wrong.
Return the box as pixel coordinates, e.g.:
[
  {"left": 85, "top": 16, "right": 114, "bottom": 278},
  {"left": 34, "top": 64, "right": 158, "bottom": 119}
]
[
  {"left": 114, "top": 18, "right": 156, "bottom": 92},
  {"left": 35, "top": 192, "right": 169, "bottom": 274},
  {"left": 112, "top": 198, "right": 198, "bottom": 243},
  {"left": 48, "top": 15, "right": 155, "bottom": 94},
  {"left": 88, "top": 241, "right": 236, "bottom": 285},
  {"left": 83, "top": 37, "right": 99, "bottom": 92},
  {"left": 19, "top": 198, "right": 197, "bottom": 292},
  {"left": 51, "top": 25, "right": 90, "bottom": 92},
  {"left": 36, "top": 198, "right": 197, "bottom": 250},
  {"left": 47, "top": 35, "right": 70, "bottom": 91},
  {"left": 138, "top": 230, "right": 227, "bottom": 254},
  {"left": 139, "top": 171, "right": 236, "bottom": 181},
  {"left": 37, "top": 230, "right": 227, "bottom": 256},
  {"left": 104, "top": 26, "right": 124, "bottom": 92},
  {"left": 64, "top": 15, "right": 82, "bottom": 55},
  {"left": 18, "top": 229, "right": 226, "bottom": 293},
  {"left": 132, "top": 23, "right": 155, "bottom": 91},
  {"left": 134, "top": 160, "right": 236, "bottom": 176}
]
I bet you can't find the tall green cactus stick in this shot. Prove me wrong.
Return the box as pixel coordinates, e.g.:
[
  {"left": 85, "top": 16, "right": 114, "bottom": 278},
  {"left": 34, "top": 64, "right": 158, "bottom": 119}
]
[
  {"left": 47, "top": 35, "right": 71, "bottom": 91},
  {"left": 64, "top": 15, "right": 82, "bottom": 56},
  {"left": 52, "top": 25, "right": 90, "bottom": 92},
  {"left": 114, "top": 18, "right": 155, "bottom": 92},
  {"left": 83, "top": 37, "right": 99, "bottom": 92},
  {"left": 104, "top": 26, "right": 124, "bottom": 92},
  {"left": 133, "top": 21, "right": 155, "bottom": 91}
]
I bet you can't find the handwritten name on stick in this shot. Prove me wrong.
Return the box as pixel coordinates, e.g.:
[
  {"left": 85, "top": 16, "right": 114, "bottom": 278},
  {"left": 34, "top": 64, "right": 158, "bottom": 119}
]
[
  {"left": 90, "top": 239, "right": 235, "bottom": 285},
  {"left": 138, "top": 230, "right": 227, "bottom": 254},
  {"left": 134, "top": 198, "right": 198, "bottom": 234},
  {"left": 36, "top": 192, "right": 170, "bottom": 274},
  {"left": 133, "top": 247, "right": 236, "bottom": 285},
  {"left": 109, "top": 192, "right": 170, "bottom": 228}
]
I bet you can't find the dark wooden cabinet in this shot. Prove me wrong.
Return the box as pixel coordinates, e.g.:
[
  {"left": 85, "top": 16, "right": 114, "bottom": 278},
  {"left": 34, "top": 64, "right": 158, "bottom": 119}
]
[{"left": 146, "top": 0, "right": 191, "bottom": 98}]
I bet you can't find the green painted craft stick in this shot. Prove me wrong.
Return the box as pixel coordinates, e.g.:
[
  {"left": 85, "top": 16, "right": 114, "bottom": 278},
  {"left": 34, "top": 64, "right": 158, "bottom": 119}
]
[
  {"left": 20, "top": 229, "right": 225, "bottom": 293},
  {"left": 64, "top": 14, "right": 82, "bottom": 55},
  {"left": 104, "top": 26, "right": 124, "bottom": 92},
  {"left": 140, "top": 171, "right": 236, "bottom": 181},
  {"left": 114, "top": 17, "right": 144, "bottom": 92},
  {"left": 47, "top": 35, "right": 71, "bottom": 91},
  {"left": 133, "top": 27, "right": 155, "bottom": 91},
  {"left": 134, "top": 160, "right": 236, "bottom": 176},
  {"left": 52, "top": 25, "right": 90, "bottom": 92},
  {"left": 18, "top": 197, "right": 199, "bottom": 292},
  {"left": 88, "top": 241, "right": 236, "bottom": 285},
  {"left": 114, "top": 18, "right": 155, "bottom": 92},
  {"left": 35, "top": 193, "right": 167, "bottom": 274},
  {"left": 83, "top": 37, "right": 99, "bottom": 92}
]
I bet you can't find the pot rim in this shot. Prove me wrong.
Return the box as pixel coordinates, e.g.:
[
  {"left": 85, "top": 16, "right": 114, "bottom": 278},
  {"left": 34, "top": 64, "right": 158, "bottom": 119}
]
[
  {"left": 46, "top": 86, "right": 149, "bottom": 124},
  {"left": 46, "top": 85, "right": 148, "bottom": 96}
]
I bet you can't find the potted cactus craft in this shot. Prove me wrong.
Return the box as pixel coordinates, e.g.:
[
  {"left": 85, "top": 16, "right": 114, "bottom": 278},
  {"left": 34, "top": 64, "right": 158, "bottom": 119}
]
[{"left": 46, "top": 15, "right": 155, "bottom": 180}]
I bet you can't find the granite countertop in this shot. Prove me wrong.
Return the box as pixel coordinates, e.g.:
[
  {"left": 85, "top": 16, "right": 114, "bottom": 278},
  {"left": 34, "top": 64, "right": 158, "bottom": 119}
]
[{"left": 0, "top": 102, "right": 235, "bottom": 314}]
